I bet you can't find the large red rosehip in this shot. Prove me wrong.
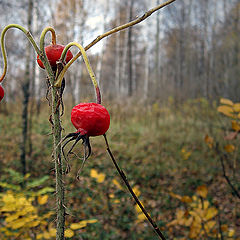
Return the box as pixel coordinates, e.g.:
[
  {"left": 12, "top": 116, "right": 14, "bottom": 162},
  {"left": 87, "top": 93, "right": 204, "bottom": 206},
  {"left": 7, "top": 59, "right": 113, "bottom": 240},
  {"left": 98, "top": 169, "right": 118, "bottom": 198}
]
[
  {"left": 71, "top": 103, "right": 110, "bottom": 137},
  {"left": 0, "top": 85, "right": 4, "bottom": 102},
  {"left": 37, "top": 44, "right": 73, "bottom": 70}
]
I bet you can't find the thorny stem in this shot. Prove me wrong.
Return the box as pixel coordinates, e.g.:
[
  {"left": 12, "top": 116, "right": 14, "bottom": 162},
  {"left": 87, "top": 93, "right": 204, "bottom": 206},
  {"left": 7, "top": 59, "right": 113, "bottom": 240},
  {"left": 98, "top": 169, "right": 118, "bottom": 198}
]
[
  {"left": 40, "top": 27, "right": 65, "bottom": 240},
  {"left": 103, "top": 134, "right": 166, "bottom": 240},
  {"left": 0, "top": 24, "right": 41, "bottom": 82},
  {"left": 54, "top": 42, "right": 101, "bottom": 104}
]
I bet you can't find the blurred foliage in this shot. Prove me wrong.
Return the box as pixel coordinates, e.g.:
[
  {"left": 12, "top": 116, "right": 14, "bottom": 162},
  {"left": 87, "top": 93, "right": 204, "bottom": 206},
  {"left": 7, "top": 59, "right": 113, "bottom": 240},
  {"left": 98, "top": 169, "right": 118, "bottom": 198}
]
[{"left": 0, "top": 98, "right": 239, "bottom": 239}]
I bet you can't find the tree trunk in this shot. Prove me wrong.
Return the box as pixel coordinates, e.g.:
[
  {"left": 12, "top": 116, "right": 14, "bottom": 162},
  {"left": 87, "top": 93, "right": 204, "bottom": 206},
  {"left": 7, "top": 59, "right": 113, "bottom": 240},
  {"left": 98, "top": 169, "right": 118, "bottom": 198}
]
[
  {"left": 127, "top": 0, "right": 134, "bottom": 97},
  {"left": 20, "top": 0, "right": 33, "bottom": 176}
]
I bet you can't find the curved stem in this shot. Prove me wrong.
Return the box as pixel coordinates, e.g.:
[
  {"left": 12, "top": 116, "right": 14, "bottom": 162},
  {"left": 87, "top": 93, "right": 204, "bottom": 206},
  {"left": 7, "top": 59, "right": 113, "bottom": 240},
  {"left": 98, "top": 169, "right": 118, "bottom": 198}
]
[
  {"left": 40, "top": 26, "right": 57, "bottom": 49},
  {"left": 55, "top": 42, "right": 101, "bottom": 104},
  {"left": 0, "top": 24, "right": 41, "bottom": 82},
  {"left": 39, "top": 27, "right": 57, "bottom": 84},
  {"left": 103, "top": 134, "right": 166, "bottom": 240}
]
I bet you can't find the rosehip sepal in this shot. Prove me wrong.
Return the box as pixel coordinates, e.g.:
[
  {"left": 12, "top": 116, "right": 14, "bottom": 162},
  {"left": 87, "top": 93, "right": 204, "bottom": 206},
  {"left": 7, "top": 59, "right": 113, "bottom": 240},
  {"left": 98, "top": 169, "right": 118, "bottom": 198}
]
[{"left": 61, "top": 103, "right": 110, "bottom": 175}]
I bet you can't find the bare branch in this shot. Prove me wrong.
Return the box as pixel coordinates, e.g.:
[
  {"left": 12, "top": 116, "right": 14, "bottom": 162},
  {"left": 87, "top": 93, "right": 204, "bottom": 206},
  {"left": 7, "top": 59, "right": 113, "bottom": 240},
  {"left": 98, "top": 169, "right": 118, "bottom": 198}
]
[
  {"left": 84, "top": 0, "right": 177, "bottom": 51},
  {"left": 67, "top": 0, "right": 177, "bottom": 67}
]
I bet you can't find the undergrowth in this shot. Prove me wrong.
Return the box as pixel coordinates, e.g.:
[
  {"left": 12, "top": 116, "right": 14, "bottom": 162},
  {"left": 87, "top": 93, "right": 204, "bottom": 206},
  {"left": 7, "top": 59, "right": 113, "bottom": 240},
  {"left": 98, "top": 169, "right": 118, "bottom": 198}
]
[{"left": 0, "top": 98, "right": 239, "bottom": 239}]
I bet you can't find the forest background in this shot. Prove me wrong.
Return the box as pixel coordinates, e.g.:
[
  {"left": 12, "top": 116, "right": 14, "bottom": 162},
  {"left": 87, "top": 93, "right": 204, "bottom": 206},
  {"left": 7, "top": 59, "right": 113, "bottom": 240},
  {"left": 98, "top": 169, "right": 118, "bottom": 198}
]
[{"left": 0, "top": 0, "right": 239, "bottom": 239}]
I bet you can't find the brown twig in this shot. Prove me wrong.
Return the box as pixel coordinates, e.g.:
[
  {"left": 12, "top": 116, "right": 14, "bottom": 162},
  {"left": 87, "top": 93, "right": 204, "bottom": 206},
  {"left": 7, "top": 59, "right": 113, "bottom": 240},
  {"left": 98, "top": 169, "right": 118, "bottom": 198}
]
[
  {"left": 216, "top": 143, "right": 240, "bottom": 200},
  {"left": 103, "top": 134, "right": 166, "bottom": 240}
]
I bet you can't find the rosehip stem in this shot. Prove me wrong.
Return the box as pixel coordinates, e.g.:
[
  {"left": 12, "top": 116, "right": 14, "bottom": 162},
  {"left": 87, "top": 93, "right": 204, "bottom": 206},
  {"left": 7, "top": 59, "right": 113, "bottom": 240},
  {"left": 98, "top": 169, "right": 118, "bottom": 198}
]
[
  {"left": 39, "top": 27, "right": 57, "bottom": 48},
  {"left": 0, "top": 24, "right": 41, "bottom": 82},
  {"left": 54, "top": 42, "right": 101, "bottom": 104},
  {"left": 39, "top": 27, "right": 58, "bottom": 80},
  {"left": 103, "top": 134, "right": 166, "bottom": 240}
]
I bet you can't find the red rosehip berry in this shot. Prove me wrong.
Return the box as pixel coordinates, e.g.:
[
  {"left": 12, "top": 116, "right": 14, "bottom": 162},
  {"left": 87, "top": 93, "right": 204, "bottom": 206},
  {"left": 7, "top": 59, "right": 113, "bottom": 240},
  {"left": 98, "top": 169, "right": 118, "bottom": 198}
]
[
  {"left": 0, "top": 84, "right": 4, "bottom": 102},
  {"left": 71, "top": 103, "right": 110, "bottom": 137},
  {"left": 37, "top": 44, "right": 73, "bottom": 70}
]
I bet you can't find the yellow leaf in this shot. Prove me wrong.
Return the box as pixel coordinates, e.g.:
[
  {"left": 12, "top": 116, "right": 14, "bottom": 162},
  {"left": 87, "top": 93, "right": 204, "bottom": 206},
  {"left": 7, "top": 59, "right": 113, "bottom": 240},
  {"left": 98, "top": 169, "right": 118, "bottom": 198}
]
[
  {"left": 113, "top": 199, "right": 120, "bottom": 204},
  {"left": 221, "top": 224, "right": 228, "bottom": 232},
  {"left": 228, "top": 228, "right": 235, "bottom": 237},
  {"left": 90, "top": 169, "right": 105, "bottom": 183},
  {"left": 136, "top": 213, "right": 146, "bottom": 222},
  {"left": 70, "top": 219, "right": 98, "bottom": 230},
  {"left": 181, "top": 196, "right": 192, "bottom": 203},
  {"left": 132, "top": 186, "right": 141, "bottom": 197},
  {"left": 86, "top": 197, "right": 92, "bottom": 201},
  {"left": 204, "top": 220, "right": 216, "bottom": 232},
  {"left": 196, "top": 185, "right": 208, "bottom": 198},
  {"left": 70, "top": 222, "right": 87, "bottom": 230},
  {"left": 181, "top": 148, "right": 192, "bottom": 160},
  {"left": 203, "top": 200, "right": 209, "bottom": 210},
  {"left": 189, "top": 222, "right": 201, "bottom": 239},
  {"left": 217, "top": 105, "right": 235, "bottom": 118},
  {"left": 189, "top": 211, "right": 201, "bottom": 224},
  {"left": 135, "top": 201, "right": 145, "bottom": 213},
  {"left": 5, "top": 213, "right": 20, "bottom": 223},
  {"left": 90, "top": 169, "right": 98, "bottom": 178},
  {"left": 204, "top": 207, "right": 218, "bottom": 221},
  {"left": 49, "top": 228, "right": 56, "bottom": 237},
  {"left": 220, "top": 98, "right": 233, "bottom": 106},
  {"left": 176, "top": 209, "right": 185, "bottom": 220},
  {"left": 232, "top": 120, "right": 240, "bottom": 131},
  {"left": 109, "top": 193, "right": 115, "bottom": 198},
  {"left": 233, "top": 103, "right": 240, "bottom": 112},
  {"left": 65, "top": 229, "right": 74, "bottom": 238},
  {"left": 169, "top": 192, "right": 182, "bottom": 201},
  {"left": 85, "top": 219, "right": 98, "bottom": 224},
  {"left": 36, "top": 234, "right": 43, "bottom": 239},
  {"left": 38, "top": 195, "right": 48, "bottom": 205},
  {"left": 112, "top": 178, "right": 124, "bottom": 190},
  {"left": 204, "top": 135, "right": 214, "bottom": 148},
  {"left": 224, "top": 144, "right": 235, "bottom": 153}
]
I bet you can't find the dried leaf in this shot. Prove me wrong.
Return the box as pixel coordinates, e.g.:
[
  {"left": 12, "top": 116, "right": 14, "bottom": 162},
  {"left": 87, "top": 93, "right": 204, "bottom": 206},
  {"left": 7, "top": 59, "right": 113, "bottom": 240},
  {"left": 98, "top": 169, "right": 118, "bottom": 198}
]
[
  {"left": 90, "top": 169, "right": 105, "bottom": 183},
  {"left": 112, "top": 178, "right": 124, "bottom": 190},
  {"left": 217, "top": 105, "right": 235, "bottom": 118},
  {"left": 228, "top": 229, "right": 235, "bottom": 237},
  {"left": 205, "top": 207, "right": 218, "bottom": 221},
  {"left": 233, "top": 103, "right": 240, "bottom": 112},
  {"left": 232, "top": 120, "right": 240, "bottom": 131},
  {"left": 224, "top": 144, "right": 235, "bottom": 153},
  {"left": 204, "top": 135, "right": 214, "bottom": 148},
  {"left": 65, "top": 229, "right": 74, "bottom": 238},
  {"left": 37, "top": 195, "right": 48, "bottom": 205},
  {"left": 224, "top": 131, "right": 238, "bottom": 140},
  {"left": 220, "top": 98, "right": 233, "bottom": 106},
  {"left": 181, "top": 196, "right": 193, "bottom": 203},
  {"left": 196, "top": 185, "right": 208, "bottom": 198},
  {"left": 70, "top": 219, "right": 98, "bottom": 230},
  {"left": 133, "top": 186, "right": 141, "bottom": 197}
]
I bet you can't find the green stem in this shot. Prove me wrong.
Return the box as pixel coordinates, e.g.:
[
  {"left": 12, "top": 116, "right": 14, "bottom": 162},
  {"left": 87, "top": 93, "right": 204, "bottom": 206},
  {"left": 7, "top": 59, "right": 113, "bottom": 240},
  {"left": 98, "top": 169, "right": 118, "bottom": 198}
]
[
  {"left": 39, "top": 27, "right": 57, "bottom": 81},
  {"left": 39, "top": 27, "right": 65, "bottom": 240},
  {"left": 55, "top": 42, "right": 101, "bottom": 104},
  {"left": 0, "top": 24, "right": 41, "bottom": 82}
]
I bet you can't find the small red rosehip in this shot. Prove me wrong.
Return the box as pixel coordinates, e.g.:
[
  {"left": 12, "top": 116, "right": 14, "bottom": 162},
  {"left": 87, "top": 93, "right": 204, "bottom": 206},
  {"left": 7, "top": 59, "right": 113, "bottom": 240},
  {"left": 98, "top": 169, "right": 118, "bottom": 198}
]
[
  {"left": 37, "top": 44, "right": 73, "bottom": 70},
  {"left": 71, "top": 103, "right": 110, "bottom": 137},
  {"left": 62, "top": 103, "right": 110, "bottom": 165},
  {"left": 0, "top": 84, "right": 4, "bottom": 102}
]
